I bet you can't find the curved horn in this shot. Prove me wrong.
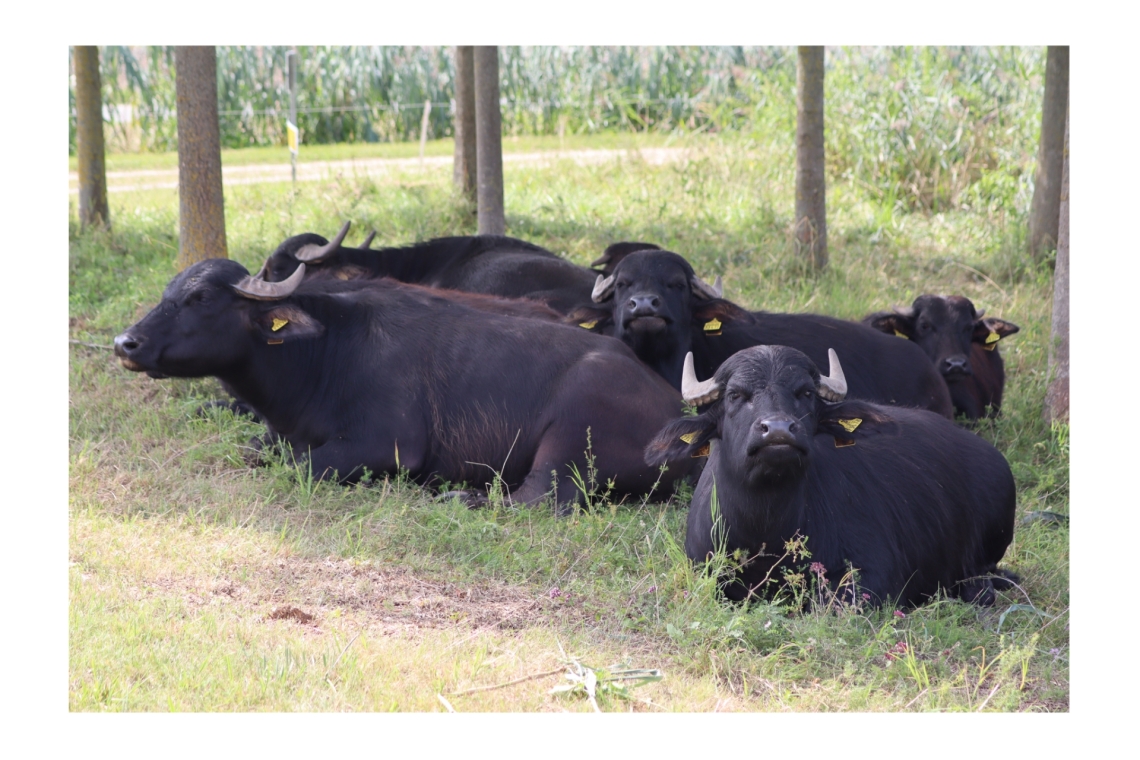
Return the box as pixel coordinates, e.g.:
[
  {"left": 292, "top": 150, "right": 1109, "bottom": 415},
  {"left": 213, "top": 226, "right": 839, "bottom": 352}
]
[
  {"left": 251, "top": 261, "right": 269, "bottom": 280},
  {"left": 682, "top": 352, "right": 721, "bottom": 406},
  {"left": 233, "top": 263, "right": 307, "bottom": 301},
  {"left": 361, "top": 230, "right": 376, "bottom": 250},
  {"left": 817, "top": 348, "right": 848, "bottom": 402},
  {"left": 974, "top": 308, "right": 986, "bottom": 319},
  {"left": 711, "top": 275, "right": 723, "bottom": 298},
  {"left": 592, "top": 273, "right": 616, "bottom": 303},
  {"left": 690, "top": 274, "right": 721, "bottom": 301},
  {"left": 295, "top": 220, "right": 351, "bottom": 263}
]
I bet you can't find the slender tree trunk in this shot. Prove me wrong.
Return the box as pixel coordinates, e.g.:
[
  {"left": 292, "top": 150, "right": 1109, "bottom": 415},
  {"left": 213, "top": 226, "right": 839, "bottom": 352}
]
[
  {"left": 473, "top": 46, "right": 505, "bottom": 236},
  {"left": 1044, "top": 107, "right": 1069, "bottom": 423},
  {"left": 453, "top": 46, "right": 477, "bottom": 204},
  {"left": 73, "top": 46, "right": 109, "bottom": 230},
  {"left": 175, "top": 46, "right": 227, "bottom": 269},
  {"left": 1028, "top": 46, "right": 1069, "bottom": 261},
  {"left": 795, "top": 46, "right": 826, "bottom": 269}
]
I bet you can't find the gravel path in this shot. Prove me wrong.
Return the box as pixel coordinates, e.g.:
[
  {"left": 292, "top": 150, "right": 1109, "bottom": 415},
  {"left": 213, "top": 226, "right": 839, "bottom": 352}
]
[{"left": 67, "top": 147, "right": 690, "bottom": 194}]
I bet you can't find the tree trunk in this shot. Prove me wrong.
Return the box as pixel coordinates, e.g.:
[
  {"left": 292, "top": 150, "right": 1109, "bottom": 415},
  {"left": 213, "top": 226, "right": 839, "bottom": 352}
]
[
  {"left": 473, "top": 46, "right": 505, "bottom": 236},
  {"left": 453, "top": 46, "right": 477, "bottom": 204},
  {"left": 1044, "top": 107, "right": 1069, "bottom": 423},
  {"left": 795, "top": 46, "right": 826, "bottom": 269},
  {"left": 73, "top": 46, "right": 109, "bottom": 230},
  {"left": 175, "top": 46, "right": 227, "bottom": 269},
  {"left": 1028, "top": 46, "right": 1069, "bottom": 261}
]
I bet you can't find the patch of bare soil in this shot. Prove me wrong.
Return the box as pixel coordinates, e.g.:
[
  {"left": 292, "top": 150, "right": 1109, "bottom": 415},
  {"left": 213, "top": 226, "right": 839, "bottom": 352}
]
[
  {"left": 267, "top": 605, "right": 316, "bottom": 624},
  {"left": 124, "top": 552, "right": 591, "bottom": 637}
]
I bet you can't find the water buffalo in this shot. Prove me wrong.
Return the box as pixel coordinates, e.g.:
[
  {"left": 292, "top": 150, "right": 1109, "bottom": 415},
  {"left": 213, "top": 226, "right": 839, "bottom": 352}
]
[
  {"left": 645, "top": 346, "right": 1018, "bottom": 606},
  {"left": 257, "top": 222, "right": 599, "bottom": 314},
  {"left": 864, "top": 295, "right": 1019, "bottom": 420},
  {"left": 114, "top": 259, "right": 693, "bottom": 511},
  {"left": 569, "top": 249, "right": 952, "bottom": 417}
]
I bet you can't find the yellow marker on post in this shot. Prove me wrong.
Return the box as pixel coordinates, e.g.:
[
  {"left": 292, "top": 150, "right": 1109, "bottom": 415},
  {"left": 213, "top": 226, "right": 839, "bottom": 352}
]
[{"left": 287, "top": 121, "right": 299, "bottom": 155}]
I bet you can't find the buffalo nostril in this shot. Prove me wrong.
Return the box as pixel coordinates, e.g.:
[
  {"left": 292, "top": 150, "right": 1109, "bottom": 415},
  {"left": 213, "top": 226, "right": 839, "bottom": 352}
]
[
  {"left": 759, "top": 423, "right": 769, "bottom": 434},
  {"left": 114, "top": 333, "right": 143, "bottom": 357}
]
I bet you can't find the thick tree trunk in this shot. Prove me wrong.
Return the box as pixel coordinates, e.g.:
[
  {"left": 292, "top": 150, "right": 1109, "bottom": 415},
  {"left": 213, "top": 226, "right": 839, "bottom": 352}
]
[
  {"left": 175, "top": 46, "right": 227, "bottom": 269},
  {"left": 1044, "top": 107, "right": 1069, "bottom": 423},
  {"left": 795, "top": 46, "right": 826, "bottom": 269},
  {"left": 73, "top": 46, "right": 109, "bottom": 230},
  {"left": 473, "top": 46, "right": 505, "bottom": 236},
  {"left": 453, "top": 46, "right": 477, "bottom": 204},
  {"left": 1028, "top": 46, "right": 1069, "bottom": 261}
]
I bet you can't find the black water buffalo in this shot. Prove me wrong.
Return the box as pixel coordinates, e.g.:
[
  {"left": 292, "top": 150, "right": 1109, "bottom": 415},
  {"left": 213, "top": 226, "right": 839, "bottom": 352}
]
[
  {"left": 569, "top": 249, "right": 953, "bottom": 417},
  {"left": 258, "top": 222, "right": 598, "bottom": 314},
  {"left": 113, "top": 259, "right": 693, "bottom": 511},
  {"left": 863, "top": 295, "right": 1019, "bottom": 420},
  {"left": 645, "top": 346, "right": 1017, "bottom": 606}
]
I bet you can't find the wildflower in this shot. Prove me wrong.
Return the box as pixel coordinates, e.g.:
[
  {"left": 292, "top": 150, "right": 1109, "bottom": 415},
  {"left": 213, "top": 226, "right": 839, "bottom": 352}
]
[
  {"left": 646, "top": 586, "right": 658, "bottom": 594},
  {"left": 893, "top": 610, "right": 906, "bottom": 618},
  {"left": 809, "top": 562, "right": 827, "bottom": 577},
  {"left": 861, "top": 593, "right": 871, "bottom": 601},
  {"left": 548, "top": 587, "right": 562, "bottom": 599}
]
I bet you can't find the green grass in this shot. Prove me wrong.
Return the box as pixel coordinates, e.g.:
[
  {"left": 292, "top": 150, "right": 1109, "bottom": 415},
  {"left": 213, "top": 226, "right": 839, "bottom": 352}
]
[{"left": 69, "top": 131, "right": 1067, "bottom": 712}]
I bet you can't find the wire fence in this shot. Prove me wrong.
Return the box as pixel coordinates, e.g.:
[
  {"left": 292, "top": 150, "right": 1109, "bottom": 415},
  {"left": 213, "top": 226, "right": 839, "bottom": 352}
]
[{"left": 68, "top": 46, "right": 1046, "bottom": 214}]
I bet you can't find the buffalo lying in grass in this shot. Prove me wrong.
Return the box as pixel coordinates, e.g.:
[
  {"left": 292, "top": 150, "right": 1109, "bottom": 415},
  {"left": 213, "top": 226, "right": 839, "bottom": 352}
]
[
  {"left": 864, "top": 295, "right": 1019, "bottom": 420},
  {"left": 115, "top": 259, "right": 694, "bottom": 511},
  {"left": 645, "top": 345, "right": 1017, "bottom": 606},
  {"left": 570, "top": 249, "right": 953, "bottom": 417}
]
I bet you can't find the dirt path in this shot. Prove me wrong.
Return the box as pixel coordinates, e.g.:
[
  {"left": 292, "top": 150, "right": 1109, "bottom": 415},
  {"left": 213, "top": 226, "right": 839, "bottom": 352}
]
[{"left": 67, "top": 147, "right": 690, "bottom": 194}]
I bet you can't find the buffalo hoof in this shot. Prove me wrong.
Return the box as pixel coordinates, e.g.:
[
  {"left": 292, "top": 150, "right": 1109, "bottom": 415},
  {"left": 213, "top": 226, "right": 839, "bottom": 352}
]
[
  {"left": 990, "top": 568, "right": 1022, "bottom": 590},
  {"left": 437, "top": 490, "right": 489, "bottom": 509},
  {"left": 959, "top": 577, "right": 997, "bottom": 607}
]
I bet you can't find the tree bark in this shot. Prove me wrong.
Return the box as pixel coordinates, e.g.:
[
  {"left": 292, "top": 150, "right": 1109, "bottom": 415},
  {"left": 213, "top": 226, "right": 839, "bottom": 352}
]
[
  {"left": 1028, "top": 46, "right": 1069, "bottom": 261},
  {"left": 453, "top": 46, "right": 477, "bottom": 204},
  {"left": 473, "top": 46, "right": 505, "bottom": 236},
  {"left": 1044, "top": 107, "right": 1069, "bottom": 423},
  {"left": 795, "top": 46, "right": 826, "bottom": 269},
  {"left": 73, "top": 46, "right": 109, "bottom": 230},
  {"left": 175, "top": 46, "right": 227, "bottom": 269}
]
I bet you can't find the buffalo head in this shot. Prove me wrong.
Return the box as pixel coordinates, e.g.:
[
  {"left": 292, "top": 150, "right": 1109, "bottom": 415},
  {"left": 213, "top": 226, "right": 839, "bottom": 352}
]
[{"left": 865, "top": 295, "right": 1019, "bottom": 382}]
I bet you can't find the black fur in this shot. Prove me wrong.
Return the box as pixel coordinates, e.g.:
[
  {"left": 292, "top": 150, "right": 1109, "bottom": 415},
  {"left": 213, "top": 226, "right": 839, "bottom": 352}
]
[
  {"left": 260, "top": 233, "right": 598, "bottom": 314},
  {"left": 645, "top": 345, "right": 1017, "bottom": 607},
  {"left": 864, "top": 295, "right": 1019, "bottom": 420},
  {"left": 114, "top": 259, "right": 695, "bottom": 511},
  {"left": 591, "top": 250, "right": 954, "bottom": 417}
]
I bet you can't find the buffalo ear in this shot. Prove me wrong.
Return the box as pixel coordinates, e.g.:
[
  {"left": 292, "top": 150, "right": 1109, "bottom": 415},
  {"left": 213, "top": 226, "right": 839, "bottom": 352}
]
[
  {"left": 253, "top": 305, "right": 325, "bottom": 342},
  {"left": 865, "top": 311, "right": 915, "bottom": 340},
  {"left": 644, "top": 410, "right": 720, "bottom": 467},
  {"left": 563, "top": 305, "right": 613, "bottom": 332},
  {"left": 973, "top": 317, "right": 1020, "bottom": 343}
]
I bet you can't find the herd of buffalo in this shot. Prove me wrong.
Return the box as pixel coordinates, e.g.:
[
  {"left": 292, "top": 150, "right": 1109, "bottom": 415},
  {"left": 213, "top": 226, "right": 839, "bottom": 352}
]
[{"left": 114, "top": 222, "right": 1023, "bottom": 608}]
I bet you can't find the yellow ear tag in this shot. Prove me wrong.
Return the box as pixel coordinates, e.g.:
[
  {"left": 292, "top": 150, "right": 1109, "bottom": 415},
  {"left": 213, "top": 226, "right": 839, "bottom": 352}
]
[
  {"left": 985, "top": 331, "right": 1000, "bottom": 344},
  {"left": 837, "top": 418, "right": 862, "bottom": 433},
  {"left": 704, "top": 318, "right": 722, "bottom": 333},
  {"left": 271, "top": 318, "right": 289, "bottom": 332},
  {"left": 578, "top": 320, "right": 598, "bottom": 330},
  {"left": 894, "top": 329, "right": 909, "bottom": 339},
  {"left": 680, "top": 432, "right": 699, "bottom": 444},
  {"left": 267, "top": 338, "right": 284, "bottom": 345},
  {"left": 692, "top": 443, "right": 711, "bottom": 458}
]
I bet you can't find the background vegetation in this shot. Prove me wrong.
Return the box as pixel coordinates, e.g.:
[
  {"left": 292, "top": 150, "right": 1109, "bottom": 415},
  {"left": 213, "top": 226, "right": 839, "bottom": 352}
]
[{"left": 68, "top": 46, "right": 1066, "bottom": 712}]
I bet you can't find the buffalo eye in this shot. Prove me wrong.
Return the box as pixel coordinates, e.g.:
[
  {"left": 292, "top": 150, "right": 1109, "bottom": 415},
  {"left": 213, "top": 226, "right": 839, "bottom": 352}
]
[
  {"left": 667, "top": 279, "right": 685, "bottom": 291},
  {"left": 185, "top": 290, "right": 210, "bottom": 307},
  {"left": 918, "top": 319, "right": 933, "bottom": 332},
  {"left": 796, "top": 386, "right": 814, "bottom": 400}
]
